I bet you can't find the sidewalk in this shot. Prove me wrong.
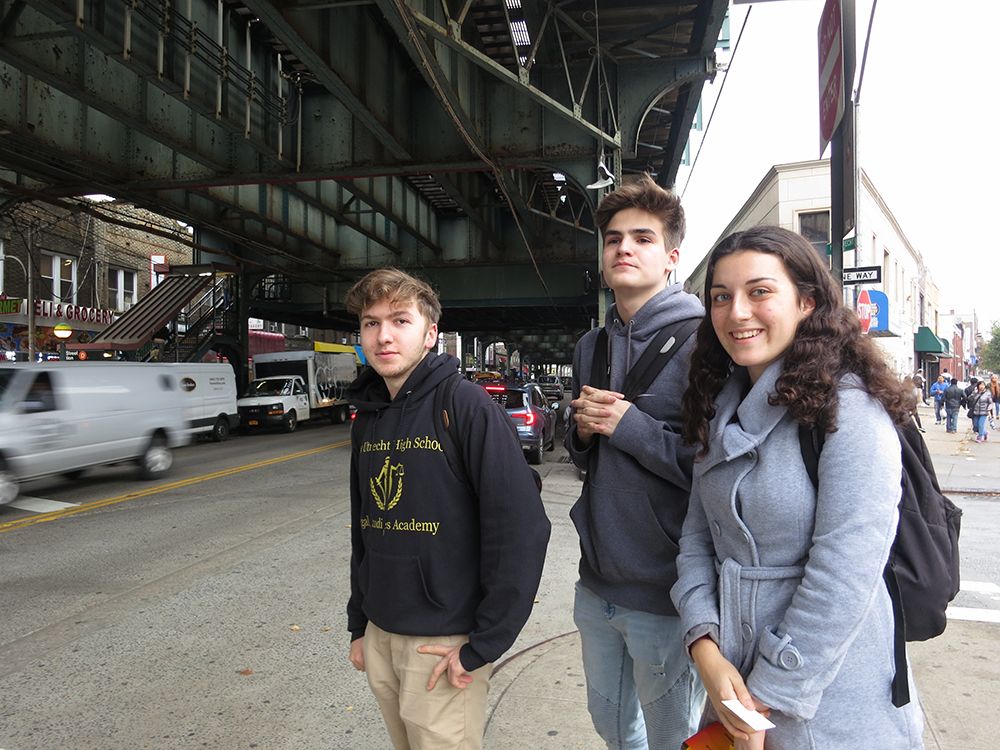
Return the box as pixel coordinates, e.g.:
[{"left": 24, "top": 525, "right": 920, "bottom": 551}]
[{"left": 484, "top": 405, "right": 999, "bottom": 750}]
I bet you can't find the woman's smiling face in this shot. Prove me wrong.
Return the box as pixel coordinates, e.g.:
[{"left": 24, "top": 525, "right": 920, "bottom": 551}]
[{"left": 709, "top": 250, "right": 815, "bottom": 383}]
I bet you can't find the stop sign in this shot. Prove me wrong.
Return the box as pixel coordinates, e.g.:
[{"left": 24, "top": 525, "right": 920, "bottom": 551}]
[{"left": 857, "top": 289, "right": 872, "bottom": 334}]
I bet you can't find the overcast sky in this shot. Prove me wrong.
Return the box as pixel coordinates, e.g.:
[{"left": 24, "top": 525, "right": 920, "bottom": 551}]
[{"left": 676, "top": 0, "right": 999, "bottom": 335}]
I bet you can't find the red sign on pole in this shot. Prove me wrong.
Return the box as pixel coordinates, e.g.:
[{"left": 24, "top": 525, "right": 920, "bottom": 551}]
[
  {"left": 857, "top": 288, "right": 872, "bottom": 334},
  {"left": 818, "top": 0, "right": 844, "bottom": 155}
]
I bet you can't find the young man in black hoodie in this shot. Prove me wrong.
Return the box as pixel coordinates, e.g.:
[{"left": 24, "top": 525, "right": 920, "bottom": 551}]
[
  {"left": 566, "top": 176, "right": 706, "bottom": 749},
  {"left": 345, "top": 268, "right": 551, "bottom": 749}
]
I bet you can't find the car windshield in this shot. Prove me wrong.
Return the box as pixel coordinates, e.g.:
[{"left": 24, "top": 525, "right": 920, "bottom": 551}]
[
  {"left": 482, "top": 386, "right": 526, "bottom": 410},
  {"left": 245, "top": 379, "right": 291, "bottom": 397}
]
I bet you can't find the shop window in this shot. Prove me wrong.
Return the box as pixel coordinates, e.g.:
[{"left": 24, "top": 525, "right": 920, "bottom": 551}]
[
  {"left": 40, "top": 252, "right": 77, "bottom": 304},
  {"left": 107, "top": 268, "right": 137, "bottom": 311}
]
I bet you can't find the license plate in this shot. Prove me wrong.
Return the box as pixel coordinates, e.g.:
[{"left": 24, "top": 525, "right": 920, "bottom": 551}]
[{"left": 248, "top": 420, "right": 258, "bottom": 426}]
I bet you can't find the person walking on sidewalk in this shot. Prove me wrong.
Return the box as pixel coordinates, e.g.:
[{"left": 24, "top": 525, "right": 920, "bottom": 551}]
[
  {"left": 913, "top": 370, "right": 927, "bottom": 405},
  {"left": 930, "top": 375, "right": 948, "bottom": 424},
  {"left": 968, "top": 380, "right": 993, "bottom": 442},
  {"left": 902, "top": 375, "right": 925, "bottom": 432},
  {"left": 672, "top": 226, "right": 923, "bottom": 749},
  {"left": 990, "top": 374, "right": 1000, "bottom": 426},
  {"left": 345, "top": 268, "right": 551, "bottom": 750},
  {"left": 566, "top": 175, "right": 706, "bottom": 750},
  {"left": 964, "top": 377, "right": 980, "bottom": 431},
  {"left": 944, "top": 377, "right": 964, "bottom": 434}
]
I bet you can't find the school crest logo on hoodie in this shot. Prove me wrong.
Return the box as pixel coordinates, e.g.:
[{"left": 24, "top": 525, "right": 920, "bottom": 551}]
[{"left": 371, "top": 455, "right": 404, "bottom": 511}]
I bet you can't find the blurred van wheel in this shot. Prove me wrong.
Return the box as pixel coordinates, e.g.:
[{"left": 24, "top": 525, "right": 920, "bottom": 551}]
[
  {"left": 138, "top": 435, "right": 173, "bottom": 479},
  {"left": 0, "top": 458, "right": 19, "bottom": 505},
  {"left": 212, "top": 417, "right": 231, "bottom": 442}
]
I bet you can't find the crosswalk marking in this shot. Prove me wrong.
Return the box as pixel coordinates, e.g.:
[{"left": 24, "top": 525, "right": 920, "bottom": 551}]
[
  {"left": 960, "top": 580, "right": 1000, "bottom": 595},
  {"left": 946, "top": 607, "right": 1000, "bottom": 625},
  {"left": 8, "top": 496, "right": 80, "bottom": 514}
]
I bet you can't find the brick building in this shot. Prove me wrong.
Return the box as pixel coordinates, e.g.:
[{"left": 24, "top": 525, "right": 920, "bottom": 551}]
[{"left": 0, "top": 201, "right": 192, "bottom": 359}]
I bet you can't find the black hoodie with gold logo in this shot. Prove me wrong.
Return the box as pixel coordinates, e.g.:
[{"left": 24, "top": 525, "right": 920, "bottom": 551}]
[{"left": 347, "top": 352, "right": 551, "bottom": 671}]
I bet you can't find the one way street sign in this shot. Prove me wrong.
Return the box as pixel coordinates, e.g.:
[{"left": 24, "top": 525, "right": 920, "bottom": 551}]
[{"left": 842, "top": 266, "right": 882, "bottom": 285}]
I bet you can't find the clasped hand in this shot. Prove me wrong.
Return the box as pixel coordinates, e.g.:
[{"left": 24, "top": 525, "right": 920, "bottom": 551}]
[{"left": 571, "top": 385, "right": 630, "bottom": 442}]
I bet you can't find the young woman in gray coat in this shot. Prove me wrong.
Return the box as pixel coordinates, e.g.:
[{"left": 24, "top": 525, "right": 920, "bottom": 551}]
[{"left": 671, "top": 226, "right": 924, "bottom": 749}]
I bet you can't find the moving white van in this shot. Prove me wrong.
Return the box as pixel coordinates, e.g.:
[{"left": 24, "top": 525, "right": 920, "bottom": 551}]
[{"left": 0, "top": 362, "right": 189, "bottom": 505}]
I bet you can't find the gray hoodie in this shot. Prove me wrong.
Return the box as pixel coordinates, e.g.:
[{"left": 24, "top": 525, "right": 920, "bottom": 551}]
[{"left": 566, "top": 283, "right": 704, "bottom": 615}]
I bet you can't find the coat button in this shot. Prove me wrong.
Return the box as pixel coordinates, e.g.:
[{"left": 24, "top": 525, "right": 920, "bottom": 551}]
[
  {"left": 779, "top": 648, "right": 802, "bottom": 669},
  {"left": 742, "top": 530, "right": 751, "bottom": 544},
  {"left": 745, "top": 450, "right": 756, "bottom": 460},
  {"left": 713, "top": 521, "right": 722, "bottom": 536},
  {"left": 741, "top": 622, "right": 754, "bottom": 641}
]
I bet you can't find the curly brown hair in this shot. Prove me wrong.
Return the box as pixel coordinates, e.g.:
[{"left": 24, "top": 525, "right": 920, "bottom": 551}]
[
  {"left": 595, "top": 174, "right": 686, "bottom": 249},
  {"left": 681, "top": 226, "right": 911, "bottom": 454},
  {"left": 344, "top": 267, "right": 441, "bottom": 324}
]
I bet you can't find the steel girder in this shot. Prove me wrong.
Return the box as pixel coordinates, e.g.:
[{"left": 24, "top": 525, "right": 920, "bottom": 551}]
[{"left": 0, "top": 0, "right": 727, "bottom": 341}]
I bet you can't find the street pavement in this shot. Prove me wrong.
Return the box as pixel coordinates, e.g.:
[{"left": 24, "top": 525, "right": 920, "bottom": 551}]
[{"left": 482, "top": 403, "right": 999, "bottom": 750}]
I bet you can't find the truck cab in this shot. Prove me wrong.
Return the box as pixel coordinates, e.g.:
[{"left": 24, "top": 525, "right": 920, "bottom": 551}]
[{"left": 238, "top": 375, "right": 310, "bottom": 432}]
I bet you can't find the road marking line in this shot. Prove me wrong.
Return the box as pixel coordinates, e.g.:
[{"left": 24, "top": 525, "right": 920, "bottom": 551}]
[
  {"left": 961, "top": 580, "right": 1000, "bottom": 595},
  {"left": 947, "top": 607, "right": 1000, "bottom": 624},
  {"left": 8, "top": 496, "right": 80, "bottom": 514},
  {"left": 0, "top": 440, "right": 350, "bottom": 534}
]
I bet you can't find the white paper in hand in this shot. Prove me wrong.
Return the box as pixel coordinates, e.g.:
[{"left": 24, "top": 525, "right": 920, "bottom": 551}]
[{"left": 721, "top": 699, "right": 776, "bottom": 731}]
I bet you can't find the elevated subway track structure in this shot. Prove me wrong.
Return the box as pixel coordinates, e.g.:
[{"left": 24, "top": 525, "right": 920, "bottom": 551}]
[{"left": 0, "top": 0, "right": 726, "bottom": 365}]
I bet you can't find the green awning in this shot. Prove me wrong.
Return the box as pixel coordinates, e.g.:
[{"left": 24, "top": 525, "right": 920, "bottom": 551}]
[{"left": 914, "top": 326, "right": 950, "bottom": 354}]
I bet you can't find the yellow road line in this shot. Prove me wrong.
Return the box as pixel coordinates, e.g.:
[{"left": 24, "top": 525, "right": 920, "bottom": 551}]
[{"left": 0, "top": 439, "right": 351, "bottom": 534}]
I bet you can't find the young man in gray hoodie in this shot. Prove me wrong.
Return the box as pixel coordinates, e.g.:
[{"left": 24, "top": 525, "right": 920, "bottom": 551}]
[{"left": 566, "top": 175, "right": 706, "bottom": 750}]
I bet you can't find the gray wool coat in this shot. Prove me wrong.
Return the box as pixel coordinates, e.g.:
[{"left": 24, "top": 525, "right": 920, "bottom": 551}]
[{"left": 671, "top": 361, "right": 924, "bottom": 749}]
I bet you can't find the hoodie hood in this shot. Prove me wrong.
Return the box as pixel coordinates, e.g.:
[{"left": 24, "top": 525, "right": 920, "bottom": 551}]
[
  {"left": 348, "top": 351, "right": 461, "bottom": 414},
  {"left": 605, "top": 283, "right": 705, "bottom": 389}
]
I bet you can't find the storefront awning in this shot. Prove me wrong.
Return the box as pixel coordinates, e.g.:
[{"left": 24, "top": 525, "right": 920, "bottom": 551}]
[{"left": 914, "top": 326, "right": 950, "bottom": 355}]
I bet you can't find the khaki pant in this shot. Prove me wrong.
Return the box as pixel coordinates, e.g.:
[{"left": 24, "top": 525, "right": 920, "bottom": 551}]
[{"left": 364, "top": 622, "right": 492, "bottom": 750}]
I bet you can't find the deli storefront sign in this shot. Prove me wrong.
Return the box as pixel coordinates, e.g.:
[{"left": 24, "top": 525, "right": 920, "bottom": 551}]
[{"left": 33, "top": 300, "right": 116, "bottom": 326}]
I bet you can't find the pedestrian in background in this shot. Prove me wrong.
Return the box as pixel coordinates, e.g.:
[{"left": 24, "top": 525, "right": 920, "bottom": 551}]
[
  {"left": 673, "top": 226, "right": 923, "bottom": 749},
  {"left": 913, "top": 370, "right": 927, "bottom": 405},
  {"left": 566, "top": 175, "right": 706, "bottom": 750},
  {"left": 930, "top": 375, "right": 948, "bottom": 425},
  {"left": 964, "top": 377, "right": 980, "bottom": 431},
  {"left": 944, "top": 377, "right": 964, "bottom": 434},
  {"left": 967, "top": 380, "right": 993, "bottom": 443},
  {"left": 990, "top": 374, "right": 1000, "bottom": 424},
  {"left": 344, "top": 268, "right": 551, "bottom": 750},
  {"left": 902, "top": 375, "right": 924, "bottom": 432}
]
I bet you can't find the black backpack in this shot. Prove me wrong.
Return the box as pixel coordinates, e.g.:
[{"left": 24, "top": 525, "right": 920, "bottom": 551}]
[
  {"left": 798, "top": 419, "right": 962, "bottom": 707},
  {"left": 433, "top": 373, "right": 543, "bottom": 491},
  {"left": 351, "top": 373, "right": 542, "bottom": 492}
]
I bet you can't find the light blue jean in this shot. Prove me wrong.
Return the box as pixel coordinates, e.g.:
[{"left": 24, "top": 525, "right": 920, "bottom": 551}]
[
  {"left": 573, "top": 581, "right": 705, "bottom": 750},
  {"left": 946, "top": 408, "right": 959, "bottom": 432},
  {"left": 974, "top": 414, "right": 988, "bottom": 439}
]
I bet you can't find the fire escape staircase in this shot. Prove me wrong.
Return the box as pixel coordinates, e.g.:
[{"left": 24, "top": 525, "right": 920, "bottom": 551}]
[{"left": 79, "top": 266, "right": 238, "bottom": 362}]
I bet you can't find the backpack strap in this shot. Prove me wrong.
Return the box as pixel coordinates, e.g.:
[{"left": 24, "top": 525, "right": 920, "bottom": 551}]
[
  {"left": 434, "top": 372, "right": 468, "bottom": 485},
  {"left": 797, "top": 422, "right": 910, "bottom": 708},
  {"left": 621, "top": 317, "right": 701, "bottom": 401}
]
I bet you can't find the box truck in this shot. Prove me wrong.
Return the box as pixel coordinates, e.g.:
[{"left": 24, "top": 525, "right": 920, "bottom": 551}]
[{"left": 237, "top": 350, "right": 356, "bottom": 433}]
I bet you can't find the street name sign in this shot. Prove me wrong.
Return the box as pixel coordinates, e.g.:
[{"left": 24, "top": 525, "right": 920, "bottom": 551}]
[{"left": 843, "top": 266, "right": 881, "bottom": 285}]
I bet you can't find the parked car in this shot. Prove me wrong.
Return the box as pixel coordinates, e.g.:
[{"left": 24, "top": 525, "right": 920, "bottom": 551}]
[
  {"left": 481, "top": 382, "right": 557, "bottom": 465},
  {"left": 537, "top": 375, "right": 564, "bottom": 401}
]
